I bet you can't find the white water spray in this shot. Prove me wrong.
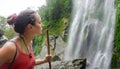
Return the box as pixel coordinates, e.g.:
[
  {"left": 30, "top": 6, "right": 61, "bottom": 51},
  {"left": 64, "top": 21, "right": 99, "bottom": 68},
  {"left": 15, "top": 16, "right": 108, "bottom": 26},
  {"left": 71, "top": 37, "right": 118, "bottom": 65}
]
[{"left": 64, "top": 0, "right": 116, "bottom": 69}]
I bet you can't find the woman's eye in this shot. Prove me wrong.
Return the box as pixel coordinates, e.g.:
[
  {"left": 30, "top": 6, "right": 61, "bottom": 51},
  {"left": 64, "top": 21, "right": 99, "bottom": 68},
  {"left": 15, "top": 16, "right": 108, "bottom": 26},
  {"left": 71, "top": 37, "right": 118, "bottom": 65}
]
[{"left": 39, "top": 22, "right": 41, "bottom": 24}]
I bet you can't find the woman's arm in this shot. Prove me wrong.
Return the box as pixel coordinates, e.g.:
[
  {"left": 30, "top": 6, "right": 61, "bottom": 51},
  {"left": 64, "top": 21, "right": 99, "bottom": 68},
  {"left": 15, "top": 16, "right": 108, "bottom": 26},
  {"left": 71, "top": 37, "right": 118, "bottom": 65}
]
[
  {"left": 35, "top": 55, "right": 52, "bottom": 65},
  {"left": 0, "top": 42, "right": 16, "bottom": 65}
]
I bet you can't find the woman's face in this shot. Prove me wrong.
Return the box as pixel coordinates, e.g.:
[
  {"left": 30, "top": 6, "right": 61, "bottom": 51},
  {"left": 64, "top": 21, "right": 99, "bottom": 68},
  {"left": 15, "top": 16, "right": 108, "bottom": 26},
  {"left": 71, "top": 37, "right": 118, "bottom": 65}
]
[{"left": 32, "top": 13, "right": 43, "bottom": 35}]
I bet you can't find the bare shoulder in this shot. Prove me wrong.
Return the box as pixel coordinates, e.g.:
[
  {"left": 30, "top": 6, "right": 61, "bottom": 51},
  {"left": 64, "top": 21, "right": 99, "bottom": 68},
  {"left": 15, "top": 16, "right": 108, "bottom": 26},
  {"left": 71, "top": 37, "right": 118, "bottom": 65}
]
[
  {"left": 1, "top": 41, "right": 16, "bottom": 51},
  {"left": 0, "top": 41, "right": 16, "bottom": 64}
]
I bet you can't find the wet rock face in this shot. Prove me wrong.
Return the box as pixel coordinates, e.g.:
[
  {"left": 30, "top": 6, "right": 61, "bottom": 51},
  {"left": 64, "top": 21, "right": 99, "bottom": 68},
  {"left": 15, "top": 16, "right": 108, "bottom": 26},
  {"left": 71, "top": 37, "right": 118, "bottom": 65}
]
[
  {"left": 0, "top": 29, "right": 8, "bottom": 48},
  {"left": 35, "top": 59, "right": 86, "bottom": 69},
  {"left": 38, "top": 36, "right": 67, "bottom": 60},
  {"left": 0, "top": 35, "right": 8, "bottom": 47}
]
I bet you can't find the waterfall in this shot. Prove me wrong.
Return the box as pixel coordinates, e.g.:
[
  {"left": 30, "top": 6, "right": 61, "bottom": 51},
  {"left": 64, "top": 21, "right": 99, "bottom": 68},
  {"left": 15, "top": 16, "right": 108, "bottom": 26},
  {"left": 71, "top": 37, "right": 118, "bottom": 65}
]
[{"left": 64, "top": 0, "right": 116, "bottom": 69}]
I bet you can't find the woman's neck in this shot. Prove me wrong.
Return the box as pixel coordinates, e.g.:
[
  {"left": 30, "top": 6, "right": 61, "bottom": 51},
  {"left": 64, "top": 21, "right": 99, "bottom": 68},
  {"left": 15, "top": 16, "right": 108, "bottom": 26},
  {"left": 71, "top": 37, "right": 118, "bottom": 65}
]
[
  {"left": 19, "top": 34, "right": 33, "bottom": 58},
  {"left": 19, "top": 34, "right": 33, "bottom": 47}
]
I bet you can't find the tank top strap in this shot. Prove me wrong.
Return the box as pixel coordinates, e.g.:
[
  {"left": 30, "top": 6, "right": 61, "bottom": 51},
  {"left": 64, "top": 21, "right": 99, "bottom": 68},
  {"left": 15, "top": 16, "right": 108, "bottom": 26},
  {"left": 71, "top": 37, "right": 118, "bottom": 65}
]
[
  {"left": 9, "top": 40, "right": 19, "bottom": 50},
  {"left": 8, "top": 40, "right": 18, "bottom": 69},
  {"left": 8, "top": 40, "right": 21, "bottom": 55}
]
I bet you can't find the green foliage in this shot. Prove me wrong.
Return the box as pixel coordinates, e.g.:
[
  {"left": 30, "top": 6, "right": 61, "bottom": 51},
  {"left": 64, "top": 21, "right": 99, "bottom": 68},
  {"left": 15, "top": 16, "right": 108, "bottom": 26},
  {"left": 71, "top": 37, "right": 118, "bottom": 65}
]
[
  {"left": 0, "top": 16, "right": 16, "bottom": 39},
  {"left": 0, "top": 16, "right": 7, "bottom": 30},
  {"left": 114, "top": 7, "right": 120, "bottom": 52},
  {"left": 4, "top": 27, "right": 16, "bottom": 39},
  {"left": 0, "top": 0, "right": 72, "bottom": 57},
  {"left": 38, "top": 0, "right": 72, "bottom": 35},
  {"left": 112, "top": 54, "right": 117, "bottom": 68},
  {"left": 112, "top": 0, "right": 120, "bottom": 68},
  {"left": 33, "top": 32, "right": 46, "bottom": 56},
  {"left": 115, "top": 0, "right": 120, "bottom": 7},
  {"left": 33, "top": 0, "right": 72, "bottom": 56}
]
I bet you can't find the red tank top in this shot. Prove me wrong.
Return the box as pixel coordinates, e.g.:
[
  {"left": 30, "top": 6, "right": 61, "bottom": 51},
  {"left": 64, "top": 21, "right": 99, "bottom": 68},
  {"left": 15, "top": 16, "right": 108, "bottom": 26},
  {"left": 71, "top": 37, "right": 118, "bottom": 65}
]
[{"left": 0, "top": 42, "right": 35, "bottom": 69}]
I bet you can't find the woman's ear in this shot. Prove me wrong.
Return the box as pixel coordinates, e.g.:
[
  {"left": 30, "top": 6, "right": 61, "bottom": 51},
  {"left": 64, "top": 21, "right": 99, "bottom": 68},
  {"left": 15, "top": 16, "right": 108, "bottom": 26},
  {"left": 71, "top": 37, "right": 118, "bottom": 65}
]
[{"left": 27, "top": 24, "right": 33, "bottom": 29}]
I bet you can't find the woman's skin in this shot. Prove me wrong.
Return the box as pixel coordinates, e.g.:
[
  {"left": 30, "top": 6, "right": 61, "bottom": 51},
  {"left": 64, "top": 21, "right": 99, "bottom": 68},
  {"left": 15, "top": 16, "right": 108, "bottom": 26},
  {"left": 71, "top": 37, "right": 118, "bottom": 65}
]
[{"left": 0, "top": 11, "right": 51, "bottom": 66}]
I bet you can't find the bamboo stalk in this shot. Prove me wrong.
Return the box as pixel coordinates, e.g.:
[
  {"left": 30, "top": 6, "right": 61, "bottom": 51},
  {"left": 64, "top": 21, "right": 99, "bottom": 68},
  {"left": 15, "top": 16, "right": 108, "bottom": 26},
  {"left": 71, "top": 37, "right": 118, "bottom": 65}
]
[{"left": 46, "top": 29, "right": 52, "bottom": 69}]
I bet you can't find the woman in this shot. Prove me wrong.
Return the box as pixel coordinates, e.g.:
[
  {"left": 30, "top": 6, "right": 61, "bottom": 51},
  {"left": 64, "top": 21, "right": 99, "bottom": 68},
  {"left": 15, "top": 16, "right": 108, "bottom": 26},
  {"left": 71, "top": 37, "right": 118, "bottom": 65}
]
[{"left": 0, "top": 9, "right": 52, "bottom": 69}]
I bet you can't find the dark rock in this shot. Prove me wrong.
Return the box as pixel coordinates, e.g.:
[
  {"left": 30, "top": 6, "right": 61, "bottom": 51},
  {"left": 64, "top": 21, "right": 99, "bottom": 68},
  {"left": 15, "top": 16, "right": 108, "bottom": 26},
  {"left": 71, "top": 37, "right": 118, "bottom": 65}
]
[{"left": 35, "top": 58, "right": 86, "bottom": 69}]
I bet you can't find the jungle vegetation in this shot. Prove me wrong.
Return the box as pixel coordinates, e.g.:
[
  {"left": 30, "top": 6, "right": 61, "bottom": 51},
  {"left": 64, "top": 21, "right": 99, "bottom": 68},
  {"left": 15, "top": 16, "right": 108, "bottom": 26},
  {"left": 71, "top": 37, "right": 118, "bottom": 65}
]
[{"left": 0, "top": 0, "right": 119, "bottom": 68}]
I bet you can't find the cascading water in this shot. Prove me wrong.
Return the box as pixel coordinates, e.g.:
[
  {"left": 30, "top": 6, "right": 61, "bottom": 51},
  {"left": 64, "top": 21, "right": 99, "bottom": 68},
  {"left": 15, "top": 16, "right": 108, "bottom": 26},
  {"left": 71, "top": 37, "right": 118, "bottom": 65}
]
[{"left": 64, "top": 0, "right": 116, "bottom": 69}]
